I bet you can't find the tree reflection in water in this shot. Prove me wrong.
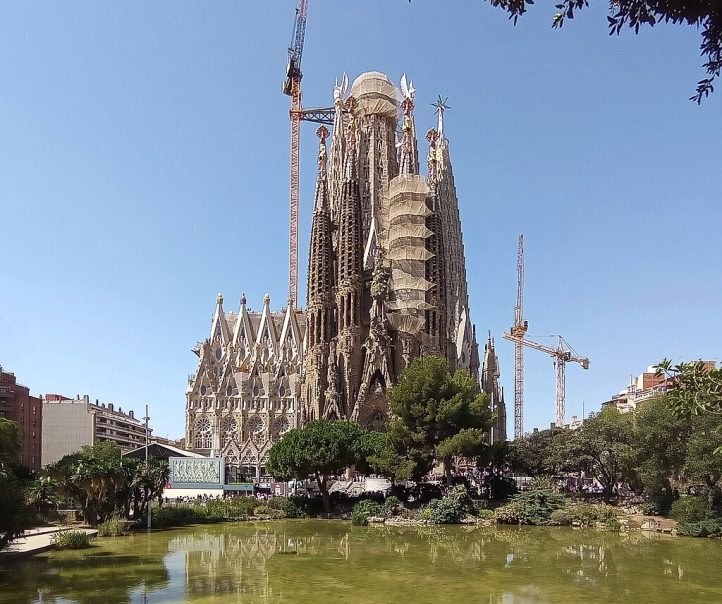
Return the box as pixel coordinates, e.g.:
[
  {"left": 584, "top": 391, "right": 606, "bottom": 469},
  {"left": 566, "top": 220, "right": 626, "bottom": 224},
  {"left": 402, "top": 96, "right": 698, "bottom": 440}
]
[{"left": 2, "top": 522, "right": 722, "bottom": 603}]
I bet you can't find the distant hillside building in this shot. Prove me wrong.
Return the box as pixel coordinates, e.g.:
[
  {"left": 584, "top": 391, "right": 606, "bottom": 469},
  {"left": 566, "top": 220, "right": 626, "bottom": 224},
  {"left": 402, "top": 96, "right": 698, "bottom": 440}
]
[
  {"left": 42, "top": 394, "right": 150, "bottom": 465},
  {"left": 0, "top": 367, "right": 42, "bottom": 470},
  {"left": 602, "top": 361, "right": 717, "bottom": 413}
]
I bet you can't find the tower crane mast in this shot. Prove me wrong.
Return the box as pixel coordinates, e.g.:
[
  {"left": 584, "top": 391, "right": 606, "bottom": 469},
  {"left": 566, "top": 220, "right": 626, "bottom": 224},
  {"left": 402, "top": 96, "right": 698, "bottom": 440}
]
[
  {"left": 283, "top": 0, "right": 334, "bottom": 309},
  {"left": 511, "top": 235, "right": 528, "bottom": 439},
  {"left": 283, "top": 0, "right": 307, "bottom": 309}
]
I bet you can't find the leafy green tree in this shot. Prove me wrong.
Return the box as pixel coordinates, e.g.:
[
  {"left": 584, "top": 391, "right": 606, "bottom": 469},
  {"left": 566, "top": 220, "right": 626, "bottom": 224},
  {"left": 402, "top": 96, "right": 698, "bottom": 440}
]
[
  {"left": 551, "top": 406, "right": 635, "bottom": 500},
  {"left": 632, "top": 396, "right": 689, "bottom": 511},
  {"left": 0, "top": 418, "right": 32, "bottom": 549},
  {"left": 481, "top": 1, "right": 721, "bottom": 102},
  {"left": 656, "top": 359, "right": 722, "bottom": 419},
  {"left": 508, "top": 427, "right": 568, "bottom": 476},
  {"left": 685, "top": 412, "right": 722, "bottom": 510},
  {"left": 386, "top": 356, "right": 493, "bottom": 484},
  {"left": 266, "top": 419, "right": 364, "bottom": 513},
  {"left": 46, "top": 441, "right": 141, "bottom": 526}
]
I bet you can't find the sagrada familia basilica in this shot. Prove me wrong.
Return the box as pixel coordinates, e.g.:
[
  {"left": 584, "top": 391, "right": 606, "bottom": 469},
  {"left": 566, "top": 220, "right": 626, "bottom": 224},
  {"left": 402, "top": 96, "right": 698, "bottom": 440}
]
[{"left": 185, "top": 72, "right": 506, "bottom": 480}]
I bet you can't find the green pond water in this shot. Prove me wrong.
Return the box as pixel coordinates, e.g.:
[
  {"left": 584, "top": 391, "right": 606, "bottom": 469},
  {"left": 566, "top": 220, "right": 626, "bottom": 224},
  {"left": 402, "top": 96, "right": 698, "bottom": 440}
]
[{"left": 1, "top": 520, "right": 722, "bottom": 603}]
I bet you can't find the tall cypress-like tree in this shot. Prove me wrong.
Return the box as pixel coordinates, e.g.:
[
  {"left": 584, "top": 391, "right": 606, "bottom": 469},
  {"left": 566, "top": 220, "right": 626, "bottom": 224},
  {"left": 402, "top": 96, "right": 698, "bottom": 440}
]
[{"left": 386, "top": 356, "right": 493, "bottom": 484}]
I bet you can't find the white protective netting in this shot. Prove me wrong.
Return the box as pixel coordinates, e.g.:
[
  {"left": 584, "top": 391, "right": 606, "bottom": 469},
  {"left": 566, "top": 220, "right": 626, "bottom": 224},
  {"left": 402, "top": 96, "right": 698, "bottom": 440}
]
[
  {"left": 386, "top": 174, "right": 436, "bottom": 335},
  {"left": 350, "top": 71, "right": 398, "bottom": 118}
]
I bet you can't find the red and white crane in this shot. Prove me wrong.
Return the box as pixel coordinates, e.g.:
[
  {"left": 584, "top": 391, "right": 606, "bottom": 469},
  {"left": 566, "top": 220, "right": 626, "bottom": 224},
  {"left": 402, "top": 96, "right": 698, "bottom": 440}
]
[{"left": 282, "top": 0, "right": 334, "bottom": 308}]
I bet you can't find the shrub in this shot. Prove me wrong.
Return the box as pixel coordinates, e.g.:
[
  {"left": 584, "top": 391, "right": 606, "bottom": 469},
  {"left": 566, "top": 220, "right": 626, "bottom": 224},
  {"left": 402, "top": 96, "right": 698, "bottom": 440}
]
[
  {"left": 253, "top": 505, "right": 285, "bottom": 518},
  {"left": 152, "top": 504, "right": 214, "bottom": 528},
  {"left": 426, "top": 498, "right": 464, "bottom": 524},
  {"left": 677, "top": 518, "right": 722, "bottom": 538},
  {"left": 671, "top": 496, "right": 711, "bottom": 524},
  {"left": 529, "top": 475, "right": 559, "bottom": 492},
  {"left": 383, "top": 496, "right": 402, "bottom": 516},
  {"left": 475, "top": 508, "right": 495, "bottom": 520},
  {"left": 495, "top": 487, "right": 566, "bottom": 525},
  {"left": 282, "top": 498, "right": 309, "bottom": 519},
  {"left": 446, "top": 485, "right": 475, "bottom": 515},
  {"left": 550, "top": 503, "right": 620, "bottom": 528},
  {"left": 416, "top": 506, "right": 434, "bottom": 521},
  {"left": 351, "top": 500, "right": 383, "bottom": 526},
  {"left": 266, "top": 496, "right": 288, "bottom": 511},
  {"left": 285, "top": 496, "right": 323, "bottom": 517},
  {"left": 641, "top": 501, "right": 664, "bottom": 516},
  {"left": 52, "top": 530, "right": 93, "bottom": 550},
  {"left": 97, "top": 518, "right": 129, "bottom": 537},
  {"left": 206, "top": 497, "right": 257, "bottom": 520}
]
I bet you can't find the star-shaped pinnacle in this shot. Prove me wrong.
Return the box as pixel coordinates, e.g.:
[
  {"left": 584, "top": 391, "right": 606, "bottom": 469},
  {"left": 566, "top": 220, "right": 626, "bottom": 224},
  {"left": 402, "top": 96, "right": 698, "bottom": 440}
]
[{"left": 432, "top": 95, "right": 450, "bottom": 115}]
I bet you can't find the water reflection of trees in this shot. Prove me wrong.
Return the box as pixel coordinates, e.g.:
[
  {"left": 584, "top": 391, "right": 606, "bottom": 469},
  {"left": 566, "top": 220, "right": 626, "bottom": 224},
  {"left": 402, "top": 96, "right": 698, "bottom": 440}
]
[
  {"left": 4, "top": 523, "right": 722, "bottom": 603},
  {"left": 0, "top": 543, "right": 169, "bottom": 604}
]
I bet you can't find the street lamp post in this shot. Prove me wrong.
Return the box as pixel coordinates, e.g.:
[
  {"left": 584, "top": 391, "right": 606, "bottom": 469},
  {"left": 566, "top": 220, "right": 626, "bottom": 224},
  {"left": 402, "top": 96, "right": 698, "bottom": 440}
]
[{"left": 144, "top": 404, "right": 151, "bottom": 531}]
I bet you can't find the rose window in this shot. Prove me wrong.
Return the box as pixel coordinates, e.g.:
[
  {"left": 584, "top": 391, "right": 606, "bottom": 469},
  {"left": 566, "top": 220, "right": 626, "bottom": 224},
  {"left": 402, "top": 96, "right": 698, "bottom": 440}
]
[
  {"left": 274, "top": 417, "right": 290, "bottom": 437},
  {"left": 194, "top": 417, "right": 212, "bottom": 449},
  {"left": 222, "top": 416, "right": 238, "bottom": 434},
  {"left": 248, "top": 417, "right": 266, "bottom": 444},
  {"left": 196, "top": 417, "right": 211, "bottom": 432}
]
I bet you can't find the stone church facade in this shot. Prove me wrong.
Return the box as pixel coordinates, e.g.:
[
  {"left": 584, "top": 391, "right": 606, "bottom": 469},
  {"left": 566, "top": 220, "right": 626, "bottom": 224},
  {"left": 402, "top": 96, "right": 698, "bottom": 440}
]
[
  {"left": 186, "top": 72, "right": 504, "bottom": 477},
  {"left": 185, "top": 293, "right": 305, "bottom": 480}
]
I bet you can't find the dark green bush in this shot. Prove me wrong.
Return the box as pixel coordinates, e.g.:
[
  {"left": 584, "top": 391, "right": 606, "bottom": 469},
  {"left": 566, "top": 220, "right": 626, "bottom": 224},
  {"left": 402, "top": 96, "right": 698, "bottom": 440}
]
[
  {"left": 152, "top": 504, "right": 216, "bottom": 528},
  {"left": 426, "top": 497, "right": 464, "bottom": 524},
  {"left": 549, "top": 503, "right": 619, "bottom": 528},
  {"left": 282, "top": 497, "right": 309, "bottom": 518},
  {"left": 641, "top": 501, "right": 664, "bottom": 516},
  {"left": 671, "top": 496, "right": 711, "bottom": 524},
  {"left": 495, "top": 487, "right": 566, "bottom": 525},
  {"left": 351, "top": 500, "right": 383, "bottom": 526},
  {"left": 383, "top": 496, "right": 402, "bottom": 516},
  {"left": 253, "top": 505, "right": 285, "bottom": 518},
  {"left": 52, "top": 530, "right": 93, "bottom": 549},
  {"left": 677, "top": 518, "right": 722, "bottom": 538},
  {"left": 206, "top": 497, "right": 257, "bottom": 519},
  {"left": 266, "top": 496, "right": 288, "bottom": 511},
  {"left": 97, "top": 518, "right": 129, "bottom": 537},
  {"left": 286, "top": 495, "right": 323, "bottom": 517}
]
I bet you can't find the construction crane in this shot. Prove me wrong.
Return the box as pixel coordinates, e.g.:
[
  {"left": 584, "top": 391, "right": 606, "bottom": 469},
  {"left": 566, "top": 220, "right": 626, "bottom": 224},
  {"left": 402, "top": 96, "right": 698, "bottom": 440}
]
[
  {"left": 501, "top": 333, "right": 590, "bottom": 428},
  {"left": 509, "top": 234, "right": 528, "bottom": 439},
  {"left": 282, "top": 0, "right": 334, "bottom": 308},
  {"left": 502, "top": 234, "right": 590, "bottom": 433}
]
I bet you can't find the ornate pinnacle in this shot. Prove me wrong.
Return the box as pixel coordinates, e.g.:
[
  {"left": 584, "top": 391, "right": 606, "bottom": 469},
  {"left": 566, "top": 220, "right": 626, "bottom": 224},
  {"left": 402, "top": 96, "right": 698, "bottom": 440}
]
[
  {"left": 316, "top": 126, "right": 329, "bottom": 178},
  {"left": 314, "top": 126, "right": 329, "bottom": 212},
  {"left": 343, "top": 96, "right": 358, "bottom": 180},
  {"left": 217, "top": 292, "right": 223, "bottom": 305},
  {"left": 432, "top": 95, "right": 450, "bottom": 138},
  {"left": 426, "top": 128, "right": 439, "bottom": 184},
  {"left": 316, "top": 125, "right": 329, "bottom": 144}
]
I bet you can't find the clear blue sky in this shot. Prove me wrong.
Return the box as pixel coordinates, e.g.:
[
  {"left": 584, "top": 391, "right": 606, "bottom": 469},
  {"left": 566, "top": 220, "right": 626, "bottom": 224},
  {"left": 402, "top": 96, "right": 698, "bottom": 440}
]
[{"left": 1, "top": 1, "right": 719, "bottom": 440}]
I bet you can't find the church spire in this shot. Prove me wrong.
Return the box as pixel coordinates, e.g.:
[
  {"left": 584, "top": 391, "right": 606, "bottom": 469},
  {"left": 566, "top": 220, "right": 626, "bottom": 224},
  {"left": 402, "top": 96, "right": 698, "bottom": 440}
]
[{"left": 306, "top": 125, "right": 335, "bottom": 341}]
